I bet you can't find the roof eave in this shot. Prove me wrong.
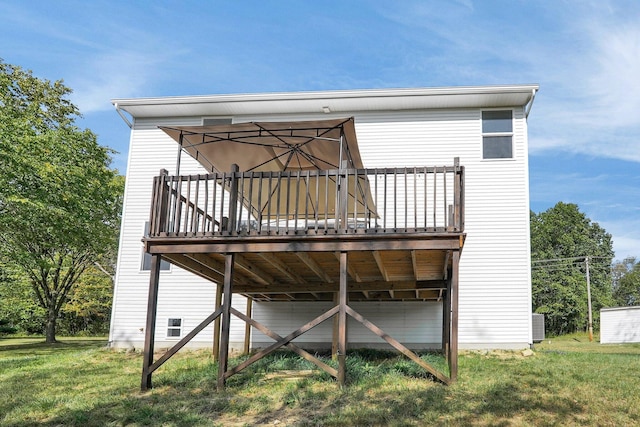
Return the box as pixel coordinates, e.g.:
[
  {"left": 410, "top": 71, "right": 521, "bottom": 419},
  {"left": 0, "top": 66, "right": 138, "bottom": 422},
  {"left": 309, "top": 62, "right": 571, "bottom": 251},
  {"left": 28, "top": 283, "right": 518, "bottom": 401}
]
[{"left": 112, "top": 84, "right": 540, "bottom": 119}]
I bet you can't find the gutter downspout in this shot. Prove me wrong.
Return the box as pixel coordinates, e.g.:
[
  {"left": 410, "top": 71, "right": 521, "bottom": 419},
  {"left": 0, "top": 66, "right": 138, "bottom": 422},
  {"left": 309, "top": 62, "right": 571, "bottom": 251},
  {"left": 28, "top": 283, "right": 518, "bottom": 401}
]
[
  {"left": 114, "top": 103, "right": 133, "bottom": 128},
  {"left": 524, "top": 88, "right": 538, "bottom": 119}
]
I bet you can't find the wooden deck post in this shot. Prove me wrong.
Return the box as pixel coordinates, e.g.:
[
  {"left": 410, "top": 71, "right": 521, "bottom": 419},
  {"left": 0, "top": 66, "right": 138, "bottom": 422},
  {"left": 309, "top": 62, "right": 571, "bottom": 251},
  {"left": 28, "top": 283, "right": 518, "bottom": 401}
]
[
  {"left": 141, "top": 254, "right": 162, "bottom": 391},
  {"left": 448, "top": 250, "right": 460, "bottom": 382},
  {"left": 243, "top": 297, "right": 253, "bottom": 354},
  {"left": 332, "top": 292, "right": 339, "bottom": 361},
  {"left": 442, "top": 276, "right": 451, "bottom": 359},
  {"left": 338, "top": 251, "right": 348, "bottom": 385},
  {"left": 217, "top": 253, "right": 235, "bottom": 391},
  {"left": 212, "top": 283, "right": 223, "bottom": 361}
]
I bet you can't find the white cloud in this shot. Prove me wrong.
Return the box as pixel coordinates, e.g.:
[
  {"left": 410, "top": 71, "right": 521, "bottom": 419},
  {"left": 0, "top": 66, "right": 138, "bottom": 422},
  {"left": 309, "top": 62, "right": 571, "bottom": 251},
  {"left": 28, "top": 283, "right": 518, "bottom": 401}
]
[
  {"left": 69, "top": 50, "right": 170, "bottom": 114},
  {"left": 588, "top": 24, "right": 640, "bottom": 127},
  {"left": 527, "top": 2, "right": 640, "bottom": 162},
  {"left": 599, "top": 218, "right": 640, "bottom": 260},
  {"left": 377, "top": 1, "right": 640, "bottom": 163}
]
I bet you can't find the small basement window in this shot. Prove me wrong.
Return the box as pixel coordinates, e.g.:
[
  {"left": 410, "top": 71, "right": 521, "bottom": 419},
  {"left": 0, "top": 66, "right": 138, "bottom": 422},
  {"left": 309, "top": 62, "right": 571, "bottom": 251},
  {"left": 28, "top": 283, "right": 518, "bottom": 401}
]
[
  {"left": 167, "top": 318, "right": 182, "bottom": 338},
  {"left": 482, "top": 110, "right": 513, "bottom": 159}
]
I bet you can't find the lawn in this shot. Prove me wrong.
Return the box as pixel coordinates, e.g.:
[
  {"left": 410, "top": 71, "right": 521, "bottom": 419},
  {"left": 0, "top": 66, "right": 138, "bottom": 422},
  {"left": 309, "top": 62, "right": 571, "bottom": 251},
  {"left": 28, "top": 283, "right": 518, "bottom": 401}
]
[{"left": 1, "top": 333, "right": 639, "bottom": 426}]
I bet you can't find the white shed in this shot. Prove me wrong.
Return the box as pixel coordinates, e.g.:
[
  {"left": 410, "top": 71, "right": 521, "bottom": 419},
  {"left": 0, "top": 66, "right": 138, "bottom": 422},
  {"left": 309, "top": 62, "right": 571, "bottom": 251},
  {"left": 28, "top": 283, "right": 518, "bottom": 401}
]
[{"left": 600, "top": 306, "right": 640, "bottom": 344}]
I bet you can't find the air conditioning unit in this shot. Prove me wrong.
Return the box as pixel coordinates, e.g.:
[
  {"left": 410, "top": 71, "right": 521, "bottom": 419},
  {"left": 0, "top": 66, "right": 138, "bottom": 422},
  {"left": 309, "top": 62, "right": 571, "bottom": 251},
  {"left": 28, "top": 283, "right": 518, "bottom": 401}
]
[{"left": 532, "top": 313, "right": 545, "bottom": 342}]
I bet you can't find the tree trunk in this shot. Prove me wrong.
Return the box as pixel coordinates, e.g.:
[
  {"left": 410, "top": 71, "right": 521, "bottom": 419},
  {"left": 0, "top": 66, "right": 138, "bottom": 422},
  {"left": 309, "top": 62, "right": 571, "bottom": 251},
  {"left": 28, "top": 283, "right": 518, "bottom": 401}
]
[{"left": 45, "top": 306, "right": 58, "bottom": 343}]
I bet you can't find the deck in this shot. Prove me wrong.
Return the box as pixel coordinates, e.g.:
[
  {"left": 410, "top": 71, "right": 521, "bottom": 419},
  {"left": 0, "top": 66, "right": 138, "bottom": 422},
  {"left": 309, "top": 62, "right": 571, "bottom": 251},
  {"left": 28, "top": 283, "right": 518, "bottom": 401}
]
[{"left": 141, "top": 153, "right": 464, "bottom": 390}]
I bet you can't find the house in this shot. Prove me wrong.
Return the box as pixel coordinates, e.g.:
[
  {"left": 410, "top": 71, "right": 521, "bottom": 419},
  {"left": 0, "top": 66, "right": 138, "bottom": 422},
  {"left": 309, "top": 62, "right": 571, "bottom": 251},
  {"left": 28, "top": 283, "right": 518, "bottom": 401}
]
[{"left": 109, "top": 85, "right": 538, "bottom": 388}]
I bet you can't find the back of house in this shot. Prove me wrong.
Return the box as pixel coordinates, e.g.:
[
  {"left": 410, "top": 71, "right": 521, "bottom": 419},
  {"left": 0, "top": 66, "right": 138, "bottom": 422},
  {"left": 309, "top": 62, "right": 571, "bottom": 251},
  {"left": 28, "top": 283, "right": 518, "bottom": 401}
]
[{"left": 109, "top": 85, "right": 538, "bottom": 352}]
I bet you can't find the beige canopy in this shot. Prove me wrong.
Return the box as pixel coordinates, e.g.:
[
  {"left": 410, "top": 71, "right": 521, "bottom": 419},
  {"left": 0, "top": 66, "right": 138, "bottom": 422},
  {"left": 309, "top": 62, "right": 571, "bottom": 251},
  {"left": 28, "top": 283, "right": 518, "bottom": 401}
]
[
  {"left": 160, "top": 118, "right": 377, "bottom": 222},
  {"left": 160, "top": 117, "right": 364, "bottom": 173}
]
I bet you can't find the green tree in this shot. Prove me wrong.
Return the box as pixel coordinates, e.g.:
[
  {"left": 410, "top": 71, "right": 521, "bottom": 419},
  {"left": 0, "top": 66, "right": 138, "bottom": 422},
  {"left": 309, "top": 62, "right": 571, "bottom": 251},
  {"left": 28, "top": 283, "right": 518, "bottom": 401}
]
[
  {"left": 530, "top": 202, "right": 614, "bottom": 335},
  {"left": 58, "top": 263, "right": 115, "bottom": 335},
  {"left": 0, "top": 263, "right": 46, "bottom": 334},
  {"left": 612, "top": 257, "right": 640, "bottom": 306},
  {"left": 0, "top": 60, "right": 123, "bottom": 343}
]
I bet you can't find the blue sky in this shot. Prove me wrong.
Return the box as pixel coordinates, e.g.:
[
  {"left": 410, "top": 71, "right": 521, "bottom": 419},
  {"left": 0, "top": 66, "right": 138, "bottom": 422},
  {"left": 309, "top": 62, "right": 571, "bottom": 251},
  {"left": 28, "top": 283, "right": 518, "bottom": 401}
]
[{"left": 1, "top": 0, "right": 639, "bottom": 259}]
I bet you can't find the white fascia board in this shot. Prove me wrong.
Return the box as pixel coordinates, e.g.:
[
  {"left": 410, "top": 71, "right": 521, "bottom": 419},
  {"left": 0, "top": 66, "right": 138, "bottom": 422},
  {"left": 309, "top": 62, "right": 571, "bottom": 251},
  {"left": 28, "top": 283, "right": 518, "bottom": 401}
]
[{"left": 111, "top": 85, "right": 539, "bottom": 119}]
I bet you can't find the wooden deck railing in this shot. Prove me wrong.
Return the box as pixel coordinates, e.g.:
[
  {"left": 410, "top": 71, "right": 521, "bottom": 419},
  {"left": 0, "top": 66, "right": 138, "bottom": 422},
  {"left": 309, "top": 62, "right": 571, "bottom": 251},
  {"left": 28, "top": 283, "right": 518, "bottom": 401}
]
[{"left": 148, "top": 160, "right": 464, "bottom": 237}]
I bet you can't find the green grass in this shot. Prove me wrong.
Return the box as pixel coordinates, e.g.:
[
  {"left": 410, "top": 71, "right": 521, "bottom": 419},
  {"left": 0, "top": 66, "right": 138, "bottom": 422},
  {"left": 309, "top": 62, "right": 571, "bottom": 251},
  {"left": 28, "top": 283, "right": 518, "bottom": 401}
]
[{"left": 1, "top": 333, "right": 639, "bottom": 426}]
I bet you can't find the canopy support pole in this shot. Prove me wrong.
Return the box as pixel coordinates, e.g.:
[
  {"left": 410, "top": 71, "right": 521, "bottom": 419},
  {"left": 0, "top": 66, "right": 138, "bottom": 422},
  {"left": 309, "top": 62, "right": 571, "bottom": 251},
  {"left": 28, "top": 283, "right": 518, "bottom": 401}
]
[{"left": 175, "top": 132, "right": 183, "bottom": 176}]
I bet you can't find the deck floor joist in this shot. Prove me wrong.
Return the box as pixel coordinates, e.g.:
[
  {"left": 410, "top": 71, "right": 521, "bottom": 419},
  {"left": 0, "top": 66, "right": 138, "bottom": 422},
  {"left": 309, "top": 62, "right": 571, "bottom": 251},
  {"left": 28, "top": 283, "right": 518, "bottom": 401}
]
[{"left": 146, "top": 232, "right": 464, "bottom": 302}]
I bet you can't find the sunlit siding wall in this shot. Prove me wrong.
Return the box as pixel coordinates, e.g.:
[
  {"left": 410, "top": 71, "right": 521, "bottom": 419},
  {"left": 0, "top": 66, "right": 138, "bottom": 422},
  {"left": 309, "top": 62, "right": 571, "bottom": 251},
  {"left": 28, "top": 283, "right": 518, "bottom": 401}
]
[
  {"left": 252, "top": 302, "right": 443, "bottom": 350},
  {"left": 601, "top": 307, "right": 640, "bottom": 344},
  {"left": 109, "top": 117, "right": 247, "bottom": 349},
  {"left": 356, "top": 109, "right": 532, "bottom": 348},
  {"left": 111, "top": 105, "right": 532, "bottom": 350},
  {"left": 236, "top": 108, "right": 532, "bottom": 349}
]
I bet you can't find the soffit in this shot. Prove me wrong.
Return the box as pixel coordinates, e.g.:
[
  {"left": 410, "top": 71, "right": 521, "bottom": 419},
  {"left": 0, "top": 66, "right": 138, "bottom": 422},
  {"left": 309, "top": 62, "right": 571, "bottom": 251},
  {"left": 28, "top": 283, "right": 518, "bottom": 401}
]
[{"left": 112, "top": 85, "right": 539, "bottom": 119}]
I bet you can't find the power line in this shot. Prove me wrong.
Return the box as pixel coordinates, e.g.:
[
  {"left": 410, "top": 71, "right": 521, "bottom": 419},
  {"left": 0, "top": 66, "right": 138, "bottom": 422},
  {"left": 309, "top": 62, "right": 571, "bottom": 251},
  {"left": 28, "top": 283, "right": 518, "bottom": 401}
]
[{"left": 532, "top": 256, "right": 612, "bottom": 264}]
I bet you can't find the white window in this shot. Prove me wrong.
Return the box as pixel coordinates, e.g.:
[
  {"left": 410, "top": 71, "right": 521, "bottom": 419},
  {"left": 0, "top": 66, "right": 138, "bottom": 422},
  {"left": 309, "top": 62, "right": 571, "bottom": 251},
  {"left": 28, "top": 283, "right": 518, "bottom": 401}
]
[
  {"left": 482, "top": 110, "right": 513, "bottom": 159},
  {"left": 141, "top": 222, "right": 171, "bottom": 271},
  {"left": 166, "top": 318, "right": 182, "bottom": 338}
]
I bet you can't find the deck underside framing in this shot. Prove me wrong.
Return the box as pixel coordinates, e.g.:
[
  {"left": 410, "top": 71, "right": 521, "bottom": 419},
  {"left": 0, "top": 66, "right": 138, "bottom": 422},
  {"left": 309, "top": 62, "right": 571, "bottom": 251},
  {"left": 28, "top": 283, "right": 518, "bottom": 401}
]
[{"left": 140, "top": 233, "right": 463, "bottom": 390}]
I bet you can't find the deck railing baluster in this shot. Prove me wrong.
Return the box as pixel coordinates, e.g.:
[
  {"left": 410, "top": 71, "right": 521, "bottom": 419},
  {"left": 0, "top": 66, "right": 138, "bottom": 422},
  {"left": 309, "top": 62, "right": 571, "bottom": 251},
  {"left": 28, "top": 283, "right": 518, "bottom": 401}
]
[
  {"left": 433, "top": 168, "right": 437, "bottom": 230},
  {"left": 192, "top": 177, "right": 199, "bottom": 234},
  {"left": 413, "top": 167, "right": 417, "bottom": 230},
  {"left": 304, "top": 170, "right": 310, "bottom": 231},
  {"left": 257, "top": 172, "right": 264, "bottom": 234},
  {"left": 238, "top": 171, "right": 245, "bottom": 232},
  {"left": 423, "top": 167, "right": 427, "bottom": 229},
  {"left": 443, "top": 167, "right": 448, "bottom": 231},
  {"left": 393, "top": 168, "right": 398, "bottom": 231},
  {"left": 404, "top": 167, "right": 408, "bottom": 231},
  {"left": 174, "top": 177, "right": 183, "bottom": 235},
  {"left": 266, "top": 173, "right": 273, "bottom": 233},
  {"left": 294, "top": 171, "right": 301, "bottom": 233},
  {"left": 203, "top": 177, "right": 209, "bottom": 233},
  {"left": 149, "top": 176, "right": 159, "bottom": 236},
  {"left": 324, "top": 171, "right": 329, "bottom": 231},
  {"left": 313, "top": 170, "right": 319, "bottom": 231},
  {"left": 247, "top": 172, "right": 254, "bottom": 234},
  {"left": 374, "top": 169, "right": 379, "bottom": 229},
  {"left": 184, "top": 176, "right": 192, "bottom": 235},
  {"left": 352, "top": 168, "right": 358, "bottom": 230},
  {"left": 211, "top": 173, "right": 218, "bottom": 233},
  {"left": 383, "top": 171, "right": 388, "bottom": 230},
  {"left": 219, "top": 173, "right": 226, "bottom": 232}
]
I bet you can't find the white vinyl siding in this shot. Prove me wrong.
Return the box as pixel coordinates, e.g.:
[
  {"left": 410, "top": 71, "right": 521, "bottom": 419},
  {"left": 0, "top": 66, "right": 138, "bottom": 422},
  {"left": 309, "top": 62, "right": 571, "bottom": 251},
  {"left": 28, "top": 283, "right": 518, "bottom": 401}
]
[
  {"left": 140, "top": 222, "right": 170, "bottom": 271},
  {"left": 354, "top": 109, "right": 531, "bottom": 348},
  {"left": 108, "top": 117, "right": 247, "bottom": 349},
  {"left": 111, "top": 103, "right": 532, "bottom": 350},
  {"left": 252, "top": 301, "right": 443, "bottom": 349}
]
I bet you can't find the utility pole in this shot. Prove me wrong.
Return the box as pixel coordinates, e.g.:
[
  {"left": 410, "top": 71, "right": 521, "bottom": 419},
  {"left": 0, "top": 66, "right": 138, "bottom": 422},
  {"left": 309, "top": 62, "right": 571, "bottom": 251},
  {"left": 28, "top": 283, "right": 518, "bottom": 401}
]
[{"left": 585, "top": 256, "right": 594, "bottom": 342}]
